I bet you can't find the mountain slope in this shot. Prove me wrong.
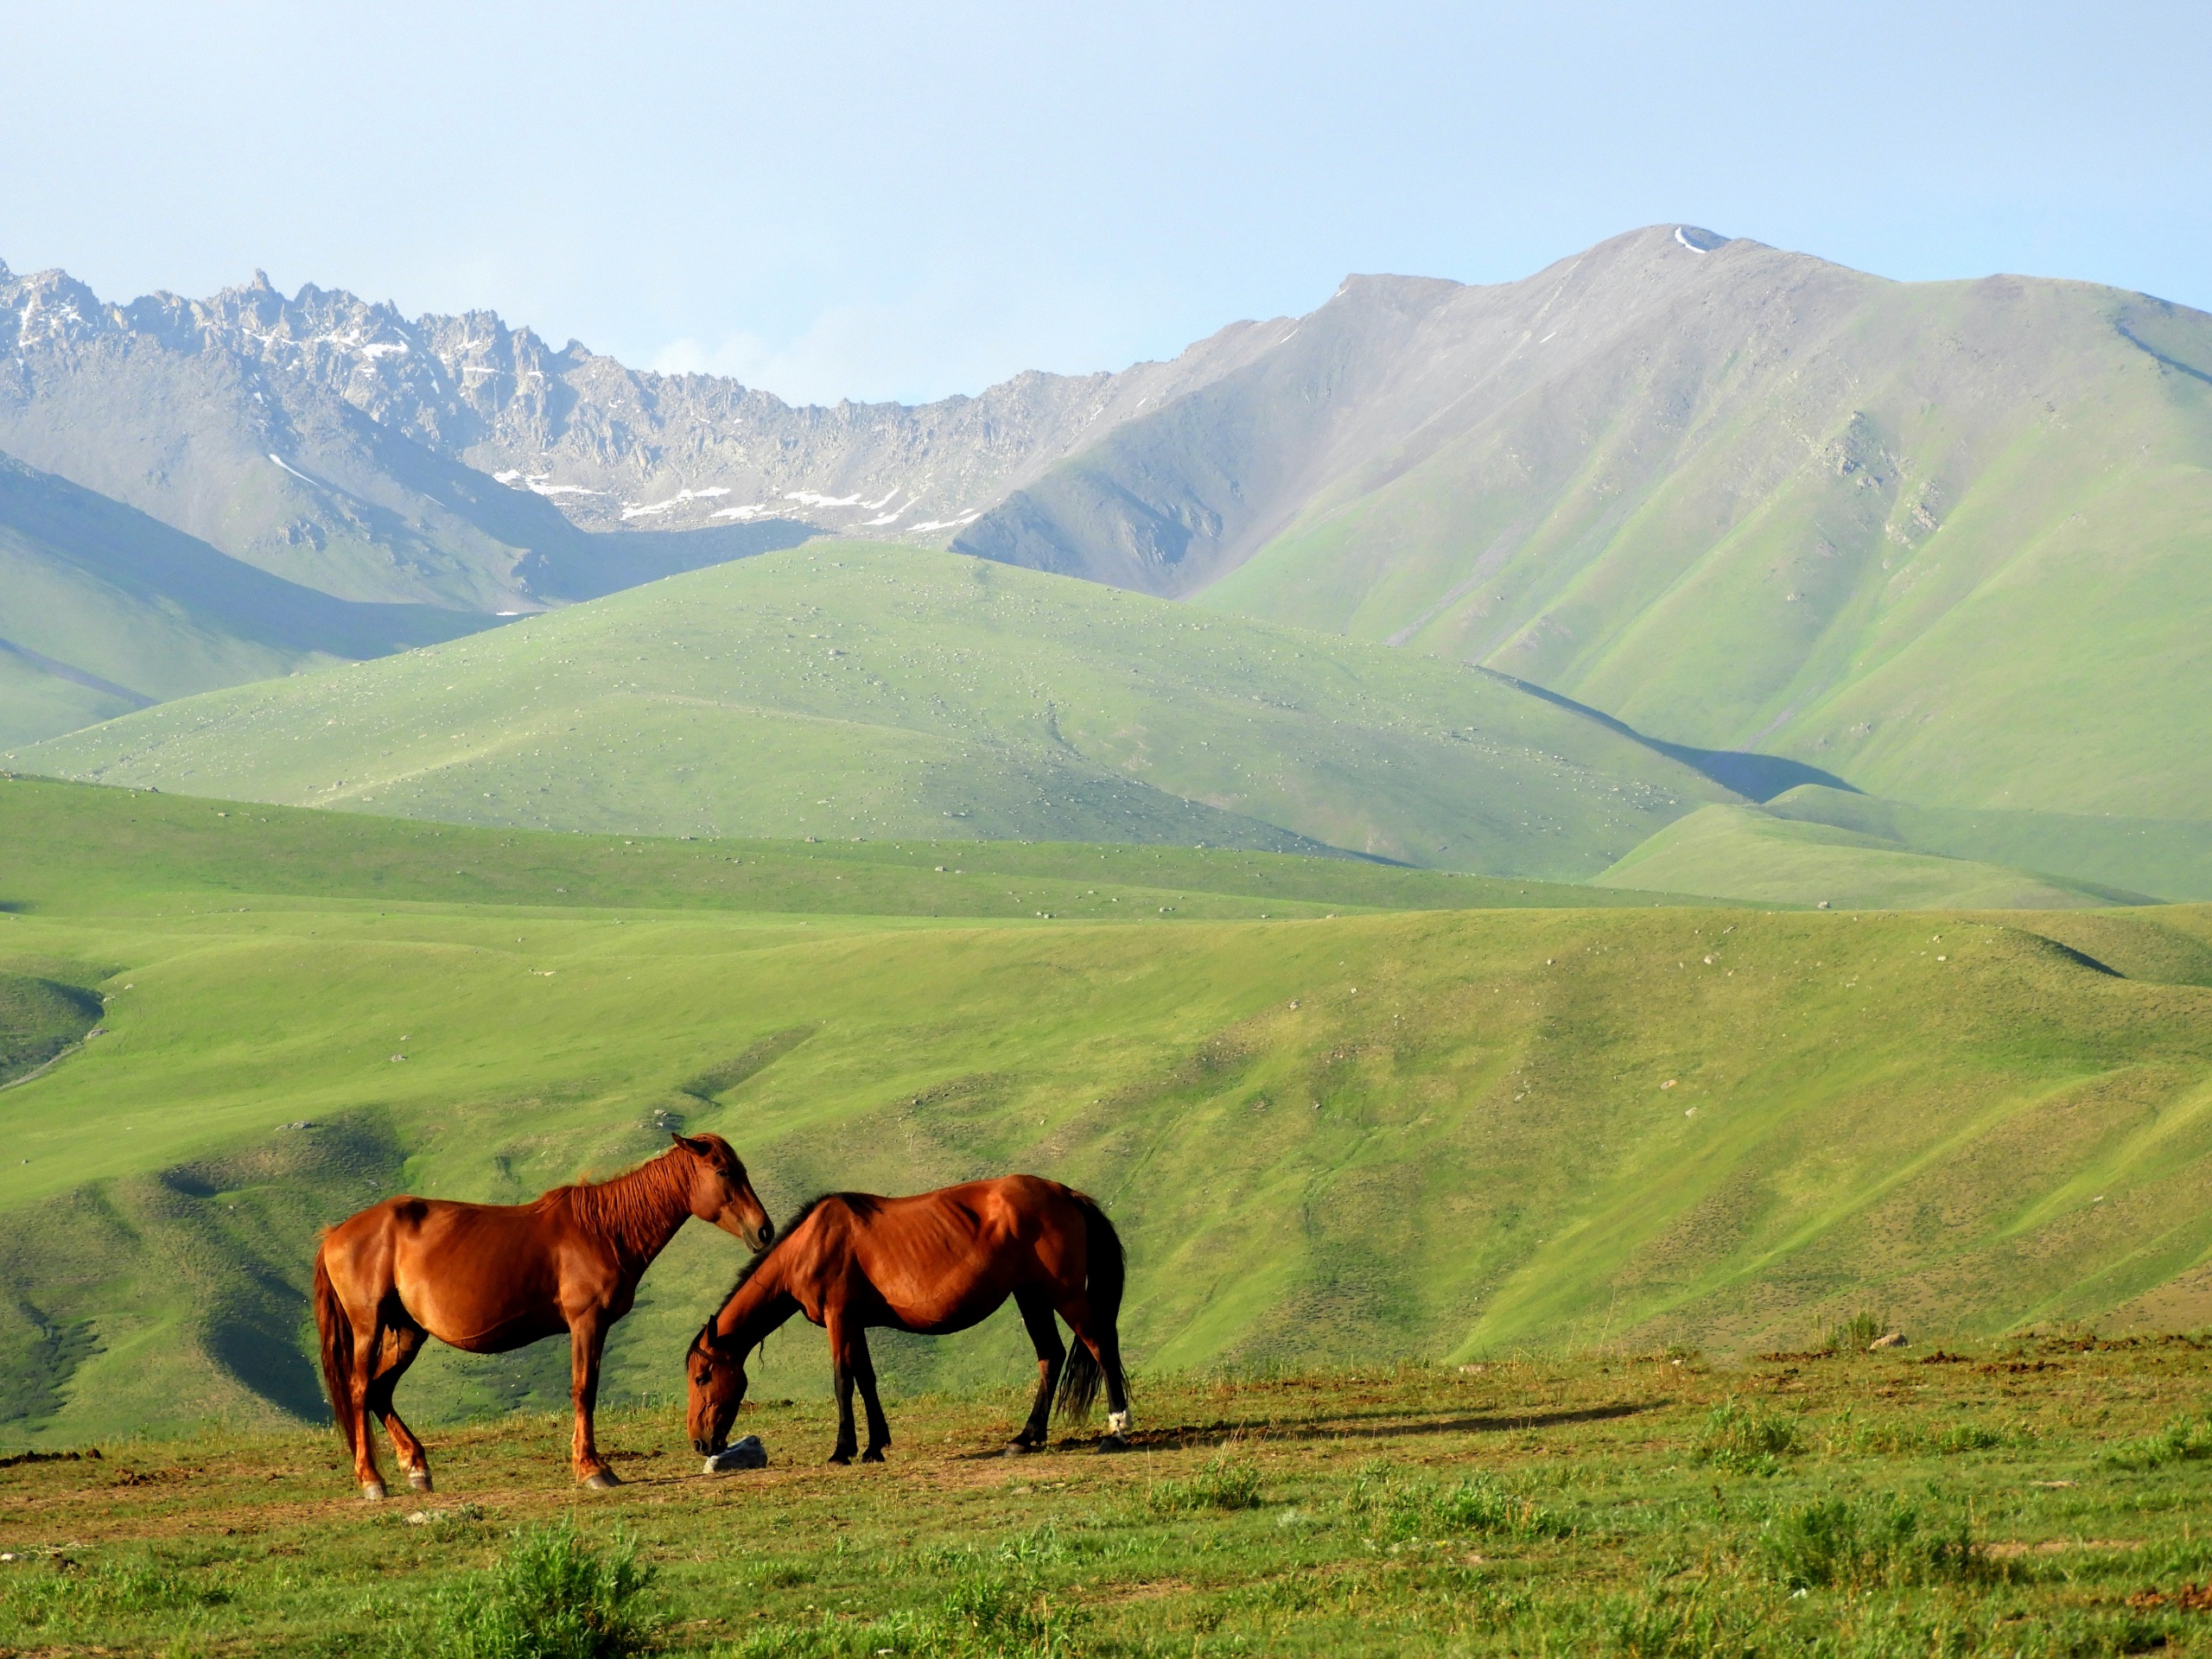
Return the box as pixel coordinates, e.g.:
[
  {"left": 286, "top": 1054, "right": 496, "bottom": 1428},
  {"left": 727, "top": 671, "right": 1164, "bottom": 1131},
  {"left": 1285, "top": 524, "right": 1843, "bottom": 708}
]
[
  {"left": 0, "top": 451, "right": 499, "bottom": 746},
  {"left": 3, "top": 780, "right": 2211, "bottom": 1438},
  {"left": 0, "top": 257, "right": 1284, "bottom": 557},
  {"left": 16, "top": 544, "right": 1732, "bottom": 875},
  {"left": 1592, "top": 804, "right": 2153, "bottom": 911},
  {"left": 957, "top": 227, "right": 2212, "bottom": 824}
]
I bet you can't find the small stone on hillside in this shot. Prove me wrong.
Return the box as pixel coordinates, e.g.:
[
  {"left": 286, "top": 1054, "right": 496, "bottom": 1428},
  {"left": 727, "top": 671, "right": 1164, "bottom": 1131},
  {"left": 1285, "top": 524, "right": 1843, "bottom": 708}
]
[{"left": 1868, "top": 1332, "right": 1909, "bottom": 1351}]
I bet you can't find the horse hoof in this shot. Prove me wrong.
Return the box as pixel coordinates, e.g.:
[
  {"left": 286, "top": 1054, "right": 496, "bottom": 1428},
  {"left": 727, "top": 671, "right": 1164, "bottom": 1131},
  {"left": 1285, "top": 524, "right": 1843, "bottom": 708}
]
[
  {"left": 827, "top": 1452, "right": 853, "bottom": 1467},
  {"left": 362, "top": 1480, "right": 388, "bottom": 1502},
  {"left": 861, "top": 1448, "right": 887, "bottom": 1464},
  {"left": 1004, "top": 1440, "right": 1043, "bottom": 1457},
  {"left": 408, "top": 1471, "right": 434, "bottom": 1493},
  {"left": 1096, "top": 1435, "right": 1130, "bottom": 1455},
  {"left": 582, "top": 1471, "right": 621, "bottom": 1490}
]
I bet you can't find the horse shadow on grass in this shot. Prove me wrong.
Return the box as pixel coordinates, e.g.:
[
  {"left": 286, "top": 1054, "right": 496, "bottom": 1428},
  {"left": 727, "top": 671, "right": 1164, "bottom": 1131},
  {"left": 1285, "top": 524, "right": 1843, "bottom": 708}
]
[{"left": 955, "top": 1399, "right": 1665, "bottom": 1459}]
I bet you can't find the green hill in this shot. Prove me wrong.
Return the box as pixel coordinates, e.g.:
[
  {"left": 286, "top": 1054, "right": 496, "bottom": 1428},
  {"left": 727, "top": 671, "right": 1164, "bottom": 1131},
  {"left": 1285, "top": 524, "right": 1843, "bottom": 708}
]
[
  {"left": 1760, "top": 785, "right": 2212, "bottom": 903},
  {"left": 2, "top": 778, "right": 2209, "bottom": 1445},
  {"left": 950, "top": 227, "right": 2212, "bottom": 830},
  {"left": 1593, "top": 804, "right": 2155, "bottom": 911},
  {"left": 0, "top": 452, "right": 491, "bottom": 747},
  {"left": 1193, "top": 242, "right": 2212, "bottom": 823},
  {"left": 16, "top": 543, "right": 1734, "bottom": 878}
]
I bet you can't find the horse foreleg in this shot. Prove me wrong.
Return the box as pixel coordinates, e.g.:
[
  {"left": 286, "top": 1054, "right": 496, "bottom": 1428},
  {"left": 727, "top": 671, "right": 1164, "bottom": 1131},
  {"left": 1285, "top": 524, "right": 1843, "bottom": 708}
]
[
  {"left": 368, "top": 1321, "right": 432, "bottom": 1492},
  {"left": 826, "top": 1313, "right": 861, "bottom": 1465},
  {"left": 846, "top": 1326, "right": 892, "bottom": 1463},
  {"left": 1010, "top": 1289, "right": 1065, "bottom": 1452},
  {"left": 568, "top": 1313, "right": 619, "bottom": 1488}
]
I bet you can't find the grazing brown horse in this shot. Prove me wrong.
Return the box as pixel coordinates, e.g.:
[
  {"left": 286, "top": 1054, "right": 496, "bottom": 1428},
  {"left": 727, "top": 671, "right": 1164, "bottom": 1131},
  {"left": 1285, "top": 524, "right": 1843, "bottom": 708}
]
[
  {"left": 686, "top": 1174, "right": 1129, "bottom": 1465},
  {"left": 315, "top": 1133, "right": 772, "bottom": 1499}
]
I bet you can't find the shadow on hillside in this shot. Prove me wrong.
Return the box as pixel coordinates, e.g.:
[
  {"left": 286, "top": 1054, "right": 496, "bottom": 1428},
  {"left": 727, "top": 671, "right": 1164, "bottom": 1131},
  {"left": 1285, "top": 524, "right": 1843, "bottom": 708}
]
[{"left": 1476, "top": 670, "right": 1857, "bottom": 803}]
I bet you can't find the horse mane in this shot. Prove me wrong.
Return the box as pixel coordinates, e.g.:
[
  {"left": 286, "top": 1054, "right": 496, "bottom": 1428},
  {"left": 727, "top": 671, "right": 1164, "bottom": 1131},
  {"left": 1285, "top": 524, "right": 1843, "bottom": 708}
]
[
  {"left": 720, "top": 1191, "right": 880, "bottom": 1300},
  {"left": 550, "top": 1143, "right": 694, "bottom": 1255}
]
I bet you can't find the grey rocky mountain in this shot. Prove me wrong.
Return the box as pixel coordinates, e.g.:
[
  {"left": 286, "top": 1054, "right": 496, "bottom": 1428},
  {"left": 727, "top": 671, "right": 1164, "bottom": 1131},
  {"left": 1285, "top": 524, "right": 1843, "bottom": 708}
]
[{"left": 0, "top": 257, "right": 1288, "bottom": 602}]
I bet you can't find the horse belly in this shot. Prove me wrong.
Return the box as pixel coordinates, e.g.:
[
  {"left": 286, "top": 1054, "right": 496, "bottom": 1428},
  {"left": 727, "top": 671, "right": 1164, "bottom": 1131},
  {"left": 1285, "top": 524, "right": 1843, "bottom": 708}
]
[
  {"left": 878, "top": 1280, "right": 1012, "bottom": 1338},
  {"left": 394, "top": 1224, "right": 564, "bottom": 1353}
]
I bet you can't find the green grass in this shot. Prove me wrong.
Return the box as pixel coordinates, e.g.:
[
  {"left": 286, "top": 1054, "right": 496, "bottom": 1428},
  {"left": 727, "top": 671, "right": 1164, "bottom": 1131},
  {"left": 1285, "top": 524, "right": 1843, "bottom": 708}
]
[
  {"left": 14, "top": 542, "right": 1733, "bottom": 879},
  {"left": 1593, "top": 804, "right": 2152, "bottom": 910},
  {"left": 0, "top": 776, "right": 1710, "bottom": 924},
  {"left": 1764, "top": 785, "right": 2212, "bottom": 904},
  {"left": 4, "top": 1342, "right": 2212, "bottom": 1655},
  {"left": 3, "top": 778, "right": 2212, "bottom": 1446}
]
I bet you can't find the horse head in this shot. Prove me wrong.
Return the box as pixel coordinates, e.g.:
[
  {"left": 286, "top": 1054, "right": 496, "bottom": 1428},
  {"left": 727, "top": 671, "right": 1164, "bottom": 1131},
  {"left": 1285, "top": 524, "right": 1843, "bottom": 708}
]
[
  {"left": 671, "top": 1133, "right": 774, "bottom": 1251},
  {"left": 686, "top": 1320, "right": 748, "bottom": 1454}
]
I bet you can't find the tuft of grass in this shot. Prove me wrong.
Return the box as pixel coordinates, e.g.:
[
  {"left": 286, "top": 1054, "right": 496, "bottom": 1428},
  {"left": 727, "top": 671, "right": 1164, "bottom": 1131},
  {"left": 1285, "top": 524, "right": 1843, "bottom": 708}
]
[
  {"left": 1821, "top": 1311, "right": 1891, "bottom": 1355},
  {"left": 1145, "top": 1454, "right": 1265, "bottom": 1514},
  {"left": 1757, "top": 1493, "right": 1985, "bottom": 1591},
  {"left": 2107, "top": 1412, "right": 2212, "bottom": 1470},
  {"left": 1695, "top": 1401, "right": 1802, "bottom": 1474},
  {"left": 1348, "top": 1459, "right": 1571, "bottom": 1542},
  {"left": 428, "top": 1521, "right": 658, "bottom": 1659},
  {"left": 0, "top": 1558, "right": 233, "bottom": 1630}
]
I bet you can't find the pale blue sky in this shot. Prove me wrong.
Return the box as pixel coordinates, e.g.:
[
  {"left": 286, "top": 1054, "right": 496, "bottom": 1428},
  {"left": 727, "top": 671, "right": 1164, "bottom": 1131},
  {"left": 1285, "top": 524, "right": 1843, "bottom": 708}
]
[{"left": 4, "top": 1, "right": 2207, "bottom": 404}]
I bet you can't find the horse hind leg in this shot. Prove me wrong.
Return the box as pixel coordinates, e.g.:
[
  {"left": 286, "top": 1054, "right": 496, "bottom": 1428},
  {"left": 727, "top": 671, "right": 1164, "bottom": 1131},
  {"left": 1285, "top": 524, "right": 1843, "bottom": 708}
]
[
  {"left": 367, "top": 1320, "right": 433, "bottom": 1492},
  {"left": 1009, "top": 1289, "right": 1065, "bottom": 1452},
  {"left": 346, "top": 1313, "right": 392, "bottom": 1500},
  {"left": 1058, "top": 1296, "right": 1133, "bottom": 1451}
]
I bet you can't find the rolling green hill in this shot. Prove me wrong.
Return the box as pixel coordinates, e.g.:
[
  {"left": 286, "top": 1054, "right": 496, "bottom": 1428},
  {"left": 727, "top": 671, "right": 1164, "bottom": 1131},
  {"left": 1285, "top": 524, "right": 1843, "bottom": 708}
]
[
  {"left": 1, "top": 778, "right": 2209, "bottom": 1446},
  {"left": 1593, "top": 804, "right": 2156, "bottom": 911},
  {"left": 0, "top": 452, "right": 492, "bottom": 747},
  {"left": 16, "top": 543, "right": 1735, "bottom": 878},
  {"left": 1760, "top": 785, "right": 2212, "bottom": 904}
]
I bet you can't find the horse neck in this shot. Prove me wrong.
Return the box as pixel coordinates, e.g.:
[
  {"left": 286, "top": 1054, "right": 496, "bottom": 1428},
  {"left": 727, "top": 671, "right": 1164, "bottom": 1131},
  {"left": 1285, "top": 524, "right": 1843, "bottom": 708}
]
[
  {"left": 715, "top": 1255, "right": 801, "bottom": 1350},
  {"left": 574, "top": 1149, "right": 696, "bottom": 1268}
]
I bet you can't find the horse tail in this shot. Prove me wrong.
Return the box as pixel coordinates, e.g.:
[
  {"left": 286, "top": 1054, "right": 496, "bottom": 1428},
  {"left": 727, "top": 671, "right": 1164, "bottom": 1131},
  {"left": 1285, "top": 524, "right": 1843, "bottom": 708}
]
[
  {"left": 313, "top": 1245, "right": 356, "bottom": 1454},
  {"left": 1056, "top": 1192, "right": 1128, "bottom": 1423}
]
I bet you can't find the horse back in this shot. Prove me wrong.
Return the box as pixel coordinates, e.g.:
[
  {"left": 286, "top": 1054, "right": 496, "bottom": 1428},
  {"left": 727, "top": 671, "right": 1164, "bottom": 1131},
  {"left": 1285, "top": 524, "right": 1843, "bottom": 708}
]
[{"left": 798, "top": 1176, "right": 1093, "bottom": 1332}]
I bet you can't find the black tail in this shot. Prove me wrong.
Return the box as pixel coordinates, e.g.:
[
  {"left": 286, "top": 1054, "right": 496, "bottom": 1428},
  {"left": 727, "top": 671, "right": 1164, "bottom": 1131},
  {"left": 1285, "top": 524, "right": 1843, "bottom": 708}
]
[
  {"left": 1055, "top": 1192, "right": 1128, "bottom": 1423},
  {"left": 313, "top": 1248, "right": 355, "bottom": 1453}
]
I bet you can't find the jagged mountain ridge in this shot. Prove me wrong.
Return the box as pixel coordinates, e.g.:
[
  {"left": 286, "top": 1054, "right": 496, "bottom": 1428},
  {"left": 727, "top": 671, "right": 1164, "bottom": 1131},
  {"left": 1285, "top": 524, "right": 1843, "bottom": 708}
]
[{"left": 0, "top": 257, "right": 1291, "bottom": 552}]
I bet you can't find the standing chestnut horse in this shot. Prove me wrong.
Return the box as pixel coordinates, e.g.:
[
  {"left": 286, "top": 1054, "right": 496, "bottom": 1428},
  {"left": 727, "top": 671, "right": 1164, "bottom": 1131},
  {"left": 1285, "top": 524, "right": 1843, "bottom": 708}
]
[
  {"left": 315, "top": 1133, "right": 772, "bottom": 1499},
  {"left": 686, "top": 1174, "right": 1129, "bottom": 1465}
]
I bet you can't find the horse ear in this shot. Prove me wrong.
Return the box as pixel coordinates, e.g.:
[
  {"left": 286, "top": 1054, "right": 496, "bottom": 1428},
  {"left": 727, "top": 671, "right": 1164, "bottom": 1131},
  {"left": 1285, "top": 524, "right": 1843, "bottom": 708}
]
[{"left": 672, "top": 1133, "right": 708, "bottom": 1155}]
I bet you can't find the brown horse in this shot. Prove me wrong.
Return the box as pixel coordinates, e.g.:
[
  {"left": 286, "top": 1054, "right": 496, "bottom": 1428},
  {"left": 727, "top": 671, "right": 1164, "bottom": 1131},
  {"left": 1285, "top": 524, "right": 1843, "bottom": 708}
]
[
  {"left": 686, "top": 1174, "right": 1129, "bottom": 1465},
  {"left": 315, "top": 1133, "right": 772, "bottom": 1499}
]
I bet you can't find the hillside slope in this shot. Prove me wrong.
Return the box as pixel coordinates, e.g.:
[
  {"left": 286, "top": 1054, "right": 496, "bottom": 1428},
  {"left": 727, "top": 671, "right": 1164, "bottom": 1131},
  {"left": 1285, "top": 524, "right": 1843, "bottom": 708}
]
[
  {"left": 17, "top": 545, "right": 1732, "bottom": 876},
  {"left": 1, "top": 780, "right": 2208, "bottom": 1441},
  {"left": 0, "top": 453, "right": 497, "bottom": 747},
  {"left": 1592, "top": 804, "right": 2153, "bottom": 911},
  {"left": 957, "top": 227, "right": 2212, "bottom": 823}
]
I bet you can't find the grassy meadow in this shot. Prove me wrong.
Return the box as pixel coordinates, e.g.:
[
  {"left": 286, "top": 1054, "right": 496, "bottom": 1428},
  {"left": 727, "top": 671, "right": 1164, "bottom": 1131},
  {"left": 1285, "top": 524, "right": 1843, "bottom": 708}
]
[
  {"left": 3, "top": 776, "right": 2212, "bottom": 1454},
  {"left": 1592, "top": 805, "right": 2156, "bottom": 912},
  {"left": 13, "top": 543, "right": 1733, "bottom": 877},
  {"left": 4, "top": 1340, "right": 2212, "bottom": 1655}
]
